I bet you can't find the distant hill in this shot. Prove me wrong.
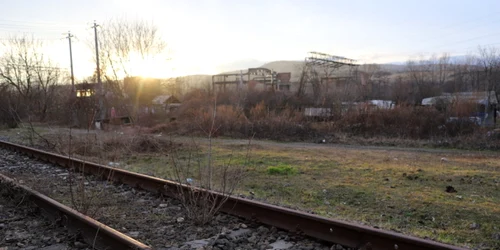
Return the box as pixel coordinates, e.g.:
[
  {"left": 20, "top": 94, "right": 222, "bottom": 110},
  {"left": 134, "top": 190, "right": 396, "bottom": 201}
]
[
  {"left": 167, "top": 59, "right": 461, "bottom": 93},
  {"left": 386, "top": 55, "right": 471, "bottom": 66},
  {"left": 259, "top": 60, "right": 305, "bottom": 73},
  {"left": 156, "top": 55, "right": 477, "bottom": 97},
  {"left": 212, "top": 54, "right": 470, "bottom": 79},
  {"left": 258, "top": 61, "right": 407, "bottom": 75},
  {"left": 377, "top": 64, "right": 406, "bottom": 72},
  {"left": 211, "top": 60, "right": 409, "bottom": 83},
  {"left": 215, "top": 59, "right": 267, "bottom": 73}
]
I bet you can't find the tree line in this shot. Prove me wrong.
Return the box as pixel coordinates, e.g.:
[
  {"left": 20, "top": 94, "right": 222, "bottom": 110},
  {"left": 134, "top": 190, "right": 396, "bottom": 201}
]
[
  {"left": 0, "top": 18, "right": 167, "bottom": 127},
  {"left": 1, "top": 17, "right": 499, "bottom": 128}
]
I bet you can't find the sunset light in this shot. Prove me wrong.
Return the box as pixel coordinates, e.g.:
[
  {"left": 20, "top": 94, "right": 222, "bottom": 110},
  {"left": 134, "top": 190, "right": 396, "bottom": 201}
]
[
  {"left": 0, "top": 1, "right": 500, "bottom": 250},
  {"left": 126, "top": 52, "right": 168, "bottom": 78}
]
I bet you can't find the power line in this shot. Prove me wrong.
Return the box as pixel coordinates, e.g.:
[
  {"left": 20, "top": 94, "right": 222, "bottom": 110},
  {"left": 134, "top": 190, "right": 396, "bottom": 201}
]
[
  {"left": 429, "top": 11, "right": 500, "bottom": 34},
  {"left": 0, "top": 19, "right": 87, "bottom": 38},
  {"left": 0, "top": 38, "right": 62, "bottom": 41},
  {"left": 407, "top": 16, "right": 500, "bottom": 51},
  {"left": 430, "top": 32, "right": 500, "bottom": 50},
  {"left": 0, "top": 19, "right": 86, "bottom": 28},
  {"left": 0, "top": 29, "right": 84, "bottom": 35},
  {"left": 419, "top": 19, "right": 500, "bottom": 46},
  {"left": 0, "top": 23, "right": 76, "bottom": 29},
  {"left": 0, "top": 27, "right": 76, "bottom": 34},
  {"left": 362, "top": 30, "right": 500, "bottom": 63},
  {"left": 348, "top": 12, "right": 500, "bottom": 64}
]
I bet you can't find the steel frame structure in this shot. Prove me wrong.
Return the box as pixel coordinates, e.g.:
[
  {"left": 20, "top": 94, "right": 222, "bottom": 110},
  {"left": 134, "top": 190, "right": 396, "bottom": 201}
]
[
  {"left": 298, "top": 51, "right": 358, "bottom": 97},
  {"left": 305, "top": 51, "right": 357, "bottom": 68},
  {"left": 212, "top": 68, "right": 281, "bottom": 91}
]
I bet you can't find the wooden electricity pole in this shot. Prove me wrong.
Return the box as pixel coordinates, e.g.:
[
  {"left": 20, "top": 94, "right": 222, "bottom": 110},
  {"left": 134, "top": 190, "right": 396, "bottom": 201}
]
[
  {"left": 66, "top": 32, "right": 75, "bottom": 90},
  {"left": 92, "top": 21, "right": 105, "bottom": 124},
  {"left": 66, "top": 31, "right": 79, "bottom": 127}
]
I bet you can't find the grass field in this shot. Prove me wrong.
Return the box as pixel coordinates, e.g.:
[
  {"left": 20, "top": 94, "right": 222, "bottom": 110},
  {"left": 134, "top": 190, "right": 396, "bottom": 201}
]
[
  {"left": 1, "top": 127, "right": 499, "bottom": 248},
  {"left": 122, "top": 138, "right": 500, "bottom": 249}
]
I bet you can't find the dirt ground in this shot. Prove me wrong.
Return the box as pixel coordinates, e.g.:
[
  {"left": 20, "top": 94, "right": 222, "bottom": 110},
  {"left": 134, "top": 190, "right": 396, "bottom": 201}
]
[{"left": 1, "top": 126, "right": 499, "bottom": 249}]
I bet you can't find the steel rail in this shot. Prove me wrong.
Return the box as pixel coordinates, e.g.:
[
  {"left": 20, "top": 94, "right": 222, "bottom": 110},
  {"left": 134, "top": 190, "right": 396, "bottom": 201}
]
[
  {"left": 0, "top": 140, "right": 468, "bottom": 250},
  {"left": 0, "top": 172, "right": 151, "bottom": 250}
]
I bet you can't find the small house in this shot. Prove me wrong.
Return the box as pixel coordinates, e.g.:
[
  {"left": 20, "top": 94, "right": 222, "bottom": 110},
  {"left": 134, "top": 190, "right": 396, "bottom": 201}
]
[{"left": 152, "top": 95, "right": 181, "bottom": 114}]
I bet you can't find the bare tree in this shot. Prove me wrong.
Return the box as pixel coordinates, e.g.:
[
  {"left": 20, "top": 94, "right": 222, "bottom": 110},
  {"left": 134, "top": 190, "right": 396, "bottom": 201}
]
[
  {"left": 445, "top": 55, "right": 477, "bottom": 92},
  {"left": 475, "top": 46, "right": 500, "bottom": 119},
  {"left": 296, "top": 63, "right": 308, "bottom": 98},
  {"left": 161, "top": 75, "right": 212, "bottom": 98},
  {"left": 0, "top": 35, "right": 65, "bottom": 123},
  {"left": 435, "top": 53, "right": 451, "bottom": 87},
  {"left": 357, "top": 63, "right": 382, "bottom": 100},
  {"left": 96, "top": 18, "right": 167, "bottom": 91},
  {"left": 406, "top": 53, "right": 451, "bottom": 104},
  {"left": 84, "top": 18, "right": 168, "bottom": 123},
  {"left": 391, "top": 75, "right": 413, "bottom": 104},
  {"left": 476, "top": 46, "right": 500, "bottom": 94}
]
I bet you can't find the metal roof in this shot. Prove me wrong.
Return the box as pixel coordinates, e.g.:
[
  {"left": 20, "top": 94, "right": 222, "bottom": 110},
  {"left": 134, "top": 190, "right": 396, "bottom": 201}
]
[{"left": 422, "top": 91, "right": 498, "bottom": 106}]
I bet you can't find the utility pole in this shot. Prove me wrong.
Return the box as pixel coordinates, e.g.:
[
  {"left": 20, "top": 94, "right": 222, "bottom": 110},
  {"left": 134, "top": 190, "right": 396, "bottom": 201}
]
[
  {"left": 92, "top": 21, "right": 105, "bottom": 124},
  {"left": 66, "top": 32, "right": 75, "bottom": 90},
  {"left": 66, "top": 31, "right": 79, "bottom": 127}
]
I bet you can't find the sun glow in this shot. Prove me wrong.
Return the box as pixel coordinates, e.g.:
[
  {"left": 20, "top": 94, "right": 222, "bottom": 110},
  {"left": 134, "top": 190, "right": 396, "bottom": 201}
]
[{"left": 126, "top": 52, "right": 171, "bottom": 78}]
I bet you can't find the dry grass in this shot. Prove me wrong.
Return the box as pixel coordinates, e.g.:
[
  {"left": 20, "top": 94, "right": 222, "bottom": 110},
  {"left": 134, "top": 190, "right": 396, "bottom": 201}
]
[
  {"left": 47, "top": 130, "right": 179, "bottom": 163},
  {"left": 122, "top": 139, "right": 499, "bottom": 249},
  {"left": 1, "top": 126, "right": 499, "bottom": 248}
]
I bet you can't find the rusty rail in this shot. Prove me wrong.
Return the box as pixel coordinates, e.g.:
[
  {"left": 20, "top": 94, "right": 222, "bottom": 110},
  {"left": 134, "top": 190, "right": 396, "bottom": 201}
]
[
  {"left": 0, "top": 140, "right": 468, "bottom": 250},
  {"left": 0, "top": 172, "right": 151, "bottom": 250}
]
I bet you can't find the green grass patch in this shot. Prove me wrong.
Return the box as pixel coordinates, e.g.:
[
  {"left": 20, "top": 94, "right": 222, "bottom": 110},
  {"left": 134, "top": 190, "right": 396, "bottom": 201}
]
[{"left": 266, "top": 164, "right": 297, "bottom": 175}]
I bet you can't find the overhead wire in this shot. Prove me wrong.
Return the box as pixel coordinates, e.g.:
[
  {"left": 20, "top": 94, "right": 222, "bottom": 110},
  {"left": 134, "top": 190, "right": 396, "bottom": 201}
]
[
  {"left": 0, "top": 19, "right": 90, "bottom": 74},
  {"left": 0, "top": 18, "right": 87, "bottom": 37},
  {"left": 392, "top": 20, "right": 500, "bottom": 61},
  {"left": 0, "top": 19, "right": 86, "bottom": 42},
  {"left": 351, "top": 10, "right": 500, "bottom": 64},
  {"left": 0, "top": 18, "right": 86, "bottom": 28}
]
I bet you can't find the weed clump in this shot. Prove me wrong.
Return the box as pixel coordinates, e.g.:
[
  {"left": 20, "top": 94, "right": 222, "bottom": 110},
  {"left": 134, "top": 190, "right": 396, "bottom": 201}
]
[{"left": 266, "top": 164, "right": 297, "bottom": 175}]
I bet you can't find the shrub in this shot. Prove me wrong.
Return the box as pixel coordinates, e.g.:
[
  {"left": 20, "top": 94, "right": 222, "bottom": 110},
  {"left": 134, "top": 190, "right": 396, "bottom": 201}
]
[
  {"left": 160, "top": 88, "right": 487, "bottom": 146},
  {"left": 333, "top": 106, "right": 447, "bottom": 139},
  {"left": 54, "top": 132, "right": 178, "bottom": 161},
  {"left": 249, "top": 101, "right": 267, "bottom": 120}
]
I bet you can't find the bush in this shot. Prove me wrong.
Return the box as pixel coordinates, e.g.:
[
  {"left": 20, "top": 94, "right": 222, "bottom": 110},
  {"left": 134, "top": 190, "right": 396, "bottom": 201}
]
[
  {"left": 443, "top": 119, "right": 478, "bottom": 137},
  {"left": 151, "top": 88, "right": 489, "bottom": 147},
  {"left": 55, "top": 133, "right": 178, "bottom": 161},
  {"left": 332, "top": 106, "right": 447, "bottom": 139}
]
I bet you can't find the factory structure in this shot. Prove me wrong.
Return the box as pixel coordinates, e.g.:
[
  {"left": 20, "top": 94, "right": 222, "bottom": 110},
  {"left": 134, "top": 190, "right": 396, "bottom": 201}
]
[{"left": 212, "top": 52, "right": 359, "bottom": 95}]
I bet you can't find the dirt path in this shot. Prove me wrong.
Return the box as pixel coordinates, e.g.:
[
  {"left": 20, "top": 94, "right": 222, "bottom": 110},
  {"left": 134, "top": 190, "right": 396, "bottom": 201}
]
[
  {"left": 1, "top": 126, "right": 496, "bottom": 156},
  {"left": 171, "top": 135, "right": 498, "bottom": 156}
]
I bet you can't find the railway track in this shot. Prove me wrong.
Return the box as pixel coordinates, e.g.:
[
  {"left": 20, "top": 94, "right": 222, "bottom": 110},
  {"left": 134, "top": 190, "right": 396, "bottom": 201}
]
[
  {"left": 0, "top": 140, "right": 468, "bottom": 250},
  {"left": 0, "top": 173, "right": 150, "bottom": 250}
]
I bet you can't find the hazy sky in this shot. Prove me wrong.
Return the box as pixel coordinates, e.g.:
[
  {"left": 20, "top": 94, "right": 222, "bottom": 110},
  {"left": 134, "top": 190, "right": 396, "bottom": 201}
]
[{"left": 1, "top": 0, "right": 500, "bottom": 78}]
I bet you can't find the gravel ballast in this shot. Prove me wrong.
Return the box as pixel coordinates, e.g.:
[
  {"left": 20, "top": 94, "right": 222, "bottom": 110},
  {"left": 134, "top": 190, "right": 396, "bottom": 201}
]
[
  {"left": 0, "top": 148, "right": 348, "bottom": 250},
  {"left": 0, "top": 180, "right": 91, "bottom": 250}
]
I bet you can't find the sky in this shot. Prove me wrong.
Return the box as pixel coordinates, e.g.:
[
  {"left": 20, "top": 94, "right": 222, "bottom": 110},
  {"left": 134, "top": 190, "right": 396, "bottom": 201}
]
[{"left": 1, "top": 0, "right": 500, "bottom": 79}]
